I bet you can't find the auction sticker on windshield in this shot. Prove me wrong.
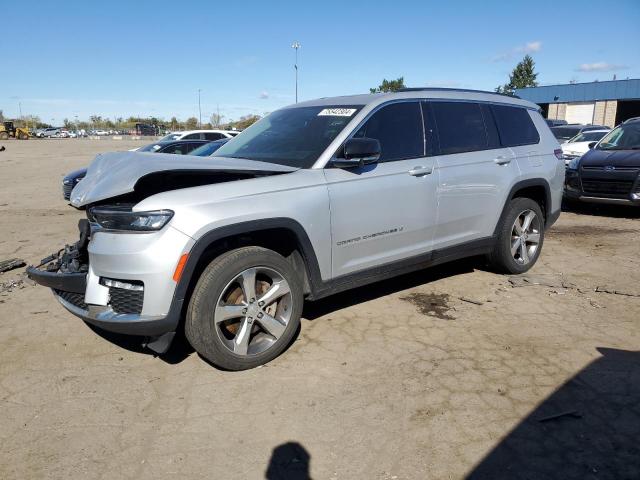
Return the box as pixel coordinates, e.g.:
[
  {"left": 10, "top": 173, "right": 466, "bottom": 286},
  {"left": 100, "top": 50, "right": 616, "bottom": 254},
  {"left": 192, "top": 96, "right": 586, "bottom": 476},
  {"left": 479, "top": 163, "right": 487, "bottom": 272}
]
[{"left": 317, "top": 108, "right": 357, "bottom": 117}]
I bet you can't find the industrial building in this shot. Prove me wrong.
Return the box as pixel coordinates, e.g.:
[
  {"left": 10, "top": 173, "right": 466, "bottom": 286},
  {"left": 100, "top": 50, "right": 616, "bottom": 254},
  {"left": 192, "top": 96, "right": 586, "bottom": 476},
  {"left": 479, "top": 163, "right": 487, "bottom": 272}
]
[{"left": 515, "top": 78, "right": 640, "bottom": 127}]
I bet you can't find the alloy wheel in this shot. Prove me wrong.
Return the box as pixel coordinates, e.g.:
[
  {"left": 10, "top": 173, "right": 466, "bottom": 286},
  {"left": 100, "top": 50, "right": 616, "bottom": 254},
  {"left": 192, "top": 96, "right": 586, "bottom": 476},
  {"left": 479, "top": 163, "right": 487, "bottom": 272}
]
[
  {"left": 214, "top": 266, "right": 293, "bottom": 356},
  {"left": 510, "top": 209, "right": 541, "bottom": 265}
]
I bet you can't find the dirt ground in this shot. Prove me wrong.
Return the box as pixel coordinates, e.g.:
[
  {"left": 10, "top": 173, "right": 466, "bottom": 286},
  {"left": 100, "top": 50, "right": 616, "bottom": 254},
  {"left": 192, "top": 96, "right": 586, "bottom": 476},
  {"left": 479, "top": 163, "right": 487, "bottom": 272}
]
[{"left": 1, "top": 139, "right": 639, "bottom": 480}]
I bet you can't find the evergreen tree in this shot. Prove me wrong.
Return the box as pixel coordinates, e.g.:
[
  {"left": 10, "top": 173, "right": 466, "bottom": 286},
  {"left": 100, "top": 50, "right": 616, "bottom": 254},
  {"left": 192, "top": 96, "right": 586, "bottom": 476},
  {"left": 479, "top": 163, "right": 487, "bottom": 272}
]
[
  {"left": 370, "top": 77, "right": 406, "bottom": 93},
  {"left": 496, "top": 55, "right": 538, "bottom": 95}
]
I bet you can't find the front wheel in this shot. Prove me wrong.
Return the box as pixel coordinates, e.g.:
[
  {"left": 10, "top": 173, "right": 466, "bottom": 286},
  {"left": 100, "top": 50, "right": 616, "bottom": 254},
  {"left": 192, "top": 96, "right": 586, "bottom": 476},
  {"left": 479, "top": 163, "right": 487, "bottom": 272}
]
[
  {"left": 185, "top": 246, "right": 303, "bottom": 370},
  {"left": 488, "top": 197, "right": 545, "bottom": 274}
]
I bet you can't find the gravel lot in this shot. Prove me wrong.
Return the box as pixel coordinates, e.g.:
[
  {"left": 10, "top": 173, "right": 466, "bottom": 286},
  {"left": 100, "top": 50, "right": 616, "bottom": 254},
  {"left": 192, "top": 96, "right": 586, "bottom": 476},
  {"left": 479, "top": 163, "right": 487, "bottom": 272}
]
[{"left": 1, "top": 139, "right": 639, "bottom": 479}]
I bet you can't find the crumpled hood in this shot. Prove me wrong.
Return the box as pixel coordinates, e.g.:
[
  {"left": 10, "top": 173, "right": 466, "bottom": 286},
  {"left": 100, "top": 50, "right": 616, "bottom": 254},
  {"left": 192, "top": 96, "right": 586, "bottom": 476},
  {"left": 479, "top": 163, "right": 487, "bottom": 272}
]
[{"left": 70, "top": 151, "right": 298, "bottom": 207}]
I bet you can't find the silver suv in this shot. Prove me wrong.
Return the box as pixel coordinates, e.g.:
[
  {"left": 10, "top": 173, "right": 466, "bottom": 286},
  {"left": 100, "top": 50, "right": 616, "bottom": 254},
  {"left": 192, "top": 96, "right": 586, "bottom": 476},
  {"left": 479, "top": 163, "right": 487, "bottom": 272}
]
[{"left": 28, "top": 89, "right": 564, "bottom": 370}]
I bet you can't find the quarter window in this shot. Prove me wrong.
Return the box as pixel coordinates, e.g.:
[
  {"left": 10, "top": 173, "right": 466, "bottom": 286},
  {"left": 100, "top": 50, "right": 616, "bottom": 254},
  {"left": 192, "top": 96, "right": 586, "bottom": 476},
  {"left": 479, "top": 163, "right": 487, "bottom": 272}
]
[
  {"left": 431, "top": 102, "right": 488, "bottom": 155},
  {"left": 354, "top": 102, "right": 424, "bottom": 162},
  {"left": 184, "top": 133, "right": 202, "bottom": 140},
  {"left": 491, "top": 105, "right": 540, "bottom": 146}
]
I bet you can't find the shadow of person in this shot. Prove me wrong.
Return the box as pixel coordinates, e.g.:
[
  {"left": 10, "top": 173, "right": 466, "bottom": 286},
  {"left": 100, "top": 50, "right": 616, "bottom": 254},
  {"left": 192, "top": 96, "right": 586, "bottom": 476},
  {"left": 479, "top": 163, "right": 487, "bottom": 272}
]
[
  {"left": 467, "top": 347, "right": 640, "bottom": 479},
  {"left": 266, "top": 442, "right": 311, "bottom": 480}
]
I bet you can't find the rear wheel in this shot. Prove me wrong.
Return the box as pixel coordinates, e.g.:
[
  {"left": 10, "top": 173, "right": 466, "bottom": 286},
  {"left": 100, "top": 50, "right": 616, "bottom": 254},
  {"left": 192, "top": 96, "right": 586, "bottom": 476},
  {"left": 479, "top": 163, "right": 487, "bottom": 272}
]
[
  {"left": 0, "top": 132, "right": 8, "bottom": 140},
  {"left": 488, "top": 197, "right": 544, "bottom": 274},
  {"left": 185, "top": 246, "right": 303, "bottom": 370}
]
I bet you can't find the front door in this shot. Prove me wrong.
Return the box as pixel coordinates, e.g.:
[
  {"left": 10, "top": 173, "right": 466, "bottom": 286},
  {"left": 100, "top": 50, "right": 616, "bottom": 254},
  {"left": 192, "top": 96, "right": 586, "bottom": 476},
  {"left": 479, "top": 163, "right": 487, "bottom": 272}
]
[{"left": 324, "top": 101, "right": 439, "bottom": 278}]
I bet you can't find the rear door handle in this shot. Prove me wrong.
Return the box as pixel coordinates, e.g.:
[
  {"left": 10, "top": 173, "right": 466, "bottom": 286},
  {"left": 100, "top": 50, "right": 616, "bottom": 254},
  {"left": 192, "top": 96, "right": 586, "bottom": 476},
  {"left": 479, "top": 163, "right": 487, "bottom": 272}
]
[
  {"left": 408, "top": 165, "right": 433, "bottom": 176},
  {"left": 494, "top": 155, "right": 512, "bottom": 165}
]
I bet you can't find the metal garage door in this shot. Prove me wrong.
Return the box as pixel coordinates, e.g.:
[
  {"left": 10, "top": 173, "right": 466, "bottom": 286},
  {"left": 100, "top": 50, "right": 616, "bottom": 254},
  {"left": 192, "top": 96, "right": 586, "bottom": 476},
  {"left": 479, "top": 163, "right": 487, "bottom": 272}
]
[{"left": 566, "top": 102, "right": 595, "bottom": 124}]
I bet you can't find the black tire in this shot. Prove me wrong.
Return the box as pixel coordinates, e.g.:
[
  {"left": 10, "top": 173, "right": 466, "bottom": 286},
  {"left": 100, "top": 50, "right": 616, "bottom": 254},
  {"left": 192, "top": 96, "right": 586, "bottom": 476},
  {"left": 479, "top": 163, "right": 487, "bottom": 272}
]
[
  {"left": 185, "top": 246, "right": 304, "bottom": 370},
  {"left": 488, "top": 197, "right": 545, "bottom": 274}
]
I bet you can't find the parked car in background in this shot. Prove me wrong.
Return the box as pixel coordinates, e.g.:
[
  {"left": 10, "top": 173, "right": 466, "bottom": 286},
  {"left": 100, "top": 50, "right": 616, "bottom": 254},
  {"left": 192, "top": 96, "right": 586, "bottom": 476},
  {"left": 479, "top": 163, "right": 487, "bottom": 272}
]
[
  {"left": 546, "top": 119, "right": 568, "bottom": 127},
  {"left": 94, "top": 130, "right": 109, "bottom": 136},
  {"left": 37, "top": 127, "right": 61, "bottom": 138},
  {"left": 560, "top": 129, "right": 610, "bottom": 165},
  {"left": 62, "top": 139, "right": 213, "bottom": 200},
  {"left": 36, "top": 88, "right": 564, "bottom": 370},
  {"left": 550, "top": 124, "right": 609, "bottom": 143},
  {"left": 159, "top": 129, "right": 239, "bottom": 142},
  {"left": 186, "top": 138, "right": 230, "bottom": 156},
  {"left": 564, "top": 118, "right": 640, "bottom": 206}
]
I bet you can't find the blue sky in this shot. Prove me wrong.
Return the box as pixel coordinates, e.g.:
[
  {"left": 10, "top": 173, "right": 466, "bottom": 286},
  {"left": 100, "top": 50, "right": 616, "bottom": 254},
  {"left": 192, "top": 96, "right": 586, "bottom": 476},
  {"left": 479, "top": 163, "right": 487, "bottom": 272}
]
[{"left": 2, "top": 0, "right": 639, "bottom": 125}]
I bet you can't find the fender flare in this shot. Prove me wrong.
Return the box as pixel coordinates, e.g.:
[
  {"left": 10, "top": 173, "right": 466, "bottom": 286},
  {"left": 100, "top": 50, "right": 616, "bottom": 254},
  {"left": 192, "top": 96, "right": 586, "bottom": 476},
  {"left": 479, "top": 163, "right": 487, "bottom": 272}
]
[
  {"left": 493, "top": 178, "right": 552, "bottom": 236},
  {"left": 163, "top": 218, "right": 324, "bottom": 330}
]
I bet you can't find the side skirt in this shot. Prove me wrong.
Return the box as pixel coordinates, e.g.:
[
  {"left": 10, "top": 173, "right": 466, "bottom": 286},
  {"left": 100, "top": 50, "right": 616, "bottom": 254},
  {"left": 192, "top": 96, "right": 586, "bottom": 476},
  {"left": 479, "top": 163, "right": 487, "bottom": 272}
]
[{"left": 307, "top": 236, "right": 496, "bottom": 300}]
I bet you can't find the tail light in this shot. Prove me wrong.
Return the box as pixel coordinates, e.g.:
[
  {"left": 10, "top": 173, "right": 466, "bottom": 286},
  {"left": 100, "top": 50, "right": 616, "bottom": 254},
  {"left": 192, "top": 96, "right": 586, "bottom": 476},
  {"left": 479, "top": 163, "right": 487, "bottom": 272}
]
[{"left": 554, "top": 149, "right": 563, "bottom": 160}]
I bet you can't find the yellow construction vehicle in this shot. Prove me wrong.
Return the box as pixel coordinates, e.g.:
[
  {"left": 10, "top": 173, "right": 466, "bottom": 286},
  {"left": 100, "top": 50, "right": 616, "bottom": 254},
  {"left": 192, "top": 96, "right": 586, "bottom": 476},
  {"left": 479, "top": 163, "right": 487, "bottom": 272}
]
[{"left": 0, "top": 121, "right": 30, "bottom": 140}]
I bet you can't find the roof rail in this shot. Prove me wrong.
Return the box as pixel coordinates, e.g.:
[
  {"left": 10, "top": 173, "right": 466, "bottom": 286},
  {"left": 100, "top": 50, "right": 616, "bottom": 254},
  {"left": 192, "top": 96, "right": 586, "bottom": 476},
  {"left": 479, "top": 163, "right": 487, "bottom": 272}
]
[{"left": 397, "top": 87, "right": 521, "bottom": 99}]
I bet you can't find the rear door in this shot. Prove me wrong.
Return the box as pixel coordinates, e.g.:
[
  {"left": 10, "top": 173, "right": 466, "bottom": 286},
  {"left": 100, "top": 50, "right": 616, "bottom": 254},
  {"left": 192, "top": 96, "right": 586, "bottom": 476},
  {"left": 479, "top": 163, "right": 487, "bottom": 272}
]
[
  {"left": 324, "top": 101, "right": 439, "bottom": 277},
  {"left": 429, "top": 101, "right": 518, "bottom": 249}
]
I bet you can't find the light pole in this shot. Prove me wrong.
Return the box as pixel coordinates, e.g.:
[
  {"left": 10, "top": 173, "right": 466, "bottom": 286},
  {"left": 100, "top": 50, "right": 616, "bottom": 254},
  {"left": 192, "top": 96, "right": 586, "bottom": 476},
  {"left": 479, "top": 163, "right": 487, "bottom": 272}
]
[
  {"left": 291, "top": 41, "right": 301, "bottom": 103},
  {"left": 198, "top": 89, "right": 202, "bottom": 128}
]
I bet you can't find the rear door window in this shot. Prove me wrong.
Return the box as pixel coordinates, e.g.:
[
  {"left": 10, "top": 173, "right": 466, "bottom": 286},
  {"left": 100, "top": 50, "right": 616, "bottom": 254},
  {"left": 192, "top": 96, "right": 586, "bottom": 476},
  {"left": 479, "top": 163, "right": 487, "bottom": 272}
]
[
  {"left": 353, "top": 101, "right": 424, "bottom": 162},
  {"left": 431, "top": 101, "right": 488, "bottom": 154},
  {"left": 491, "top": 105, "right": 540, "bottom": 147},
  {"left": 204, "top": 132, "right": 224, "bottom": 140}
]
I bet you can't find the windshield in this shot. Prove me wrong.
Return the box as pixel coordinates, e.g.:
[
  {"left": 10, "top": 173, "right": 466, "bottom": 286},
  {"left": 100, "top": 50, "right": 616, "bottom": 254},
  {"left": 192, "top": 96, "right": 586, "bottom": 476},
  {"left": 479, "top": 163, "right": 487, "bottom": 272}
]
[
  {"left": 212, "top": 105, "right": 363, "bottom": 168},
  {"left": 138, "top": 143, "right": 163, "bottom": 152},
  {"left": 597, "top": 123, "right": 640, "bottom": 150},
  {"left": 189, "top": 140, "right": 228, "bottom": 156},
  {"left": 569, "top": 131, "right": 608, "bottom": 143}
]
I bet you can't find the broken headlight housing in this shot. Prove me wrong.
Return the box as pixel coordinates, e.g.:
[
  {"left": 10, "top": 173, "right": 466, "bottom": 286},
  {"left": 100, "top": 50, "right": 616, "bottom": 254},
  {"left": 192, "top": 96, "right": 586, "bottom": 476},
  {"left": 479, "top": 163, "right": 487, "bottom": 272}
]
[{"left": 89, "top": 207, "right": 174, "bottom": 232}]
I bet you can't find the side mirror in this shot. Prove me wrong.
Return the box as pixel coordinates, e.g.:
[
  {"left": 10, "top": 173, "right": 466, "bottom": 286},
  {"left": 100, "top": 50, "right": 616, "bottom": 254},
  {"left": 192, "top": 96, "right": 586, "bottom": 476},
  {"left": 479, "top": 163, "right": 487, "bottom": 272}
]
[
  {"left": 588, "top": 142, "right": 597, "bottom": 149},
  {"left": 333, "top": 137, "right": 381, "bottom": 168}
]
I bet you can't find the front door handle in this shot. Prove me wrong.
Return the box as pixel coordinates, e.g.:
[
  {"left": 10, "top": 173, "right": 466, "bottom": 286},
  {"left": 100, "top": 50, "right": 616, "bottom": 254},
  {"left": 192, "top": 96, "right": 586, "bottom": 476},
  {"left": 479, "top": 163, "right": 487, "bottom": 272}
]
[
  {"left": 408, "top": 165, "right": 433, "bottom": 176},
  {"left": 494, "top": 155, "right": 512, "bottom": 165}
]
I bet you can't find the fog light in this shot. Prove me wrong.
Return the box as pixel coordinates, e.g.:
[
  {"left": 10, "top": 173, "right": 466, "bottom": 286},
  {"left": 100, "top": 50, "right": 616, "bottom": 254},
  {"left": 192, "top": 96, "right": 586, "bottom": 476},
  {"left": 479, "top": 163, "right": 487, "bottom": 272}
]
[{"left": 100, "top": 278, "right": 144, "bottom": 291}]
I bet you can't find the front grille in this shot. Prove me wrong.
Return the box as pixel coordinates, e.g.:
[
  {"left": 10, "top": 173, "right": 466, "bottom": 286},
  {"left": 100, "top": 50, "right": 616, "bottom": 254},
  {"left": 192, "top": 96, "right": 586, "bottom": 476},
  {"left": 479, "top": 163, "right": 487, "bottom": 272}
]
[
  {"left": 54, "top": 289, "right": 88, "bottom": 310},
  {"left": 582, "top": 180, "right": 634, "bottom": 197},
  {"left": 109, "top": 287, "right": 143, "bottom": 314},
  {"left": 62, "top": 183, "right": 73, "bottom": 200},
  {"left": 582, "top": 165, "right": 640, "bottom": 172}
]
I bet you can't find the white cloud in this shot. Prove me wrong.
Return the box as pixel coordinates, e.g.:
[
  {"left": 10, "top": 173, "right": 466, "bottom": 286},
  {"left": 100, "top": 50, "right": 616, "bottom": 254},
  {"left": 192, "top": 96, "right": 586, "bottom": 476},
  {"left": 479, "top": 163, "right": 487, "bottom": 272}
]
[
  {"left": 492, "top": 41, "right": 542, "bottom": 62},
  {"left": 259, "top": 91, "right": 269, "bottom": 99},
  {"left": 576, "top": 62, "right": 628, "bottom": 72},
  {"left": 518, "top": 41, "right": 542, "bottom": 54}
]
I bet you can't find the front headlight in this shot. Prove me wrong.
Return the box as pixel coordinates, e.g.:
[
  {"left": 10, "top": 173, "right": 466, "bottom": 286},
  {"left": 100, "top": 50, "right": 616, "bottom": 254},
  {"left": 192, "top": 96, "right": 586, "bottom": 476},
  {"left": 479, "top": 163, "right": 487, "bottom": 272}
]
[
  {"left": 89, "top": 208, "right": 174, "bottom": 232},
  {"left": 567, "top": 156, "right": 581, "bottom": 170}
]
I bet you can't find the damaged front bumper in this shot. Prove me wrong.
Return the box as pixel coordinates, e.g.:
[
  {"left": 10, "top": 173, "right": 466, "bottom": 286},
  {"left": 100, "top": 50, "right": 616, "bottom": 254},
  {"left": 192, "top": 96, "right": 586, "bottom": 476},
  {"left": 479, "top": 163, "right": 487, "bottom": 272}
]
[{"left": 27, "top": 220, "right": 194, "bottom": 352}]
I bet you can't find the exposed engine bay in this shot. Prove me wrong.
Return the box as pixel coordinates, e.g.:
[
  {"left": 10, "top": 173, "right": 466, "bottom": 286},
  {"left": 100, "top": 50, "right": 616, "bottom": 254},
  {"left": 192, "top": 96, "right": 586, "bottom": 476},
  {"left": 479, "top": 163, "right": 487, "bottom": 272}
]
[{"left": 37, "top": 219, "right": 91, "bottom": 274}]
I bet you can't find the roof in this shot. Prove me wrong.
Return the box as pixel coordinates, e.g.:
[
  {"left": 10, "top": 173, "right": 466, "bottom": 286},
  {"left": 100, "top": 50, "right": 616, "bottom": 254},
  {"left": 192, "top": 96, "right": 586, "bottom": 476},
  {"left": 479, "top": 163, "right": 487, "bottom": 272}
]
[
  {"left": 291, "top": 88, "right": 538, "bottom": 110},
  {"left": 515, "top": 78, "right": 640, "bottom": 104}
]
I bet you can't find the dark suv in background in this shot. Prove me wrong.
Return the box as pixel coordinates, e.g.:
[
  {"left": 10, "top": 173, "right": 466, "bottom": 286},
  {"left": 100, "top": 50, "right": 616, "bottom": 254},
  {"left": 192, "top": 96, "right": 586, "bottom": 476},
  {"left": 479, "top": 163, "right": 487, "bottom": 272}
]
[{"left": 565, "top": 117, "right": 640, "bottom": 206}]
